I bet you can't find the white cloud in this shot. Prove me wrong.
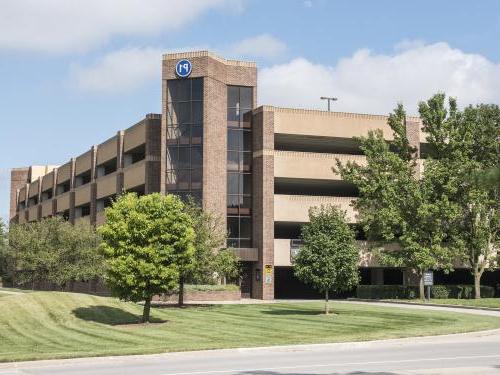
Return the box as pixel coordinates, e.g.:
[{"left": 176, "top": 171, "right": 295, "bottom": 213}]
[
  {"left": 70, "top": 33, "right": 287, "bottom": 93},
  {"left": 259, "top": 42, "right": 500, "bottom": 115},
  {"left": 0, "top": 0, "right": 236, "bottom": 53},
  {"left": 70, "top": 47, "right": 163, "bottom": 93},
  {"left": 228, "top": 34, "right": 287, "bottom": 60}
]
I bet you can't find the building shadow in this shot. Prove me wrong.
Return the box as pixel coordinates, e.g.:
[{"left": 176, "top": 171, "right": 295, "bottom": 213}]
[{"left": 73, "top": 305, "right": 166, "bottom": 325}]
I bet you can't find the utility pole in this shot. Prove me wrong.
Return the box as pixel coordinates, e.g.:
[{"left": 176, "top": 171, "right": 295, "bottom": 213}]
[{"left": 320, "top": 96, "right": 337, "bottom": 112}]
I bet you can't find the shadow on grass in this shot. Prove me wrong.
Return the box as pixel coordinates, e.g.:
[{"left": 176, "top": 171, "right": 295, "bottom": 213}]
[
  {"left": 73, "top": 305, "right": 166, "bottom": 325},
  {"left": 261, "top": 308, "right": 325, "bottom": 316},
  {"left": 151, "top": 302, "right": 213, "bottom": 309}
]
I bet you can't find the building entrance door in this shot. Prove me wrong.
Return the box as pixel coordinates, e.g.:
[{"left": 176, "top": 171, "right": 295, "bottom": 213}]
[{"left": 240, "top": 262, "right": 252, "bottom": 298}]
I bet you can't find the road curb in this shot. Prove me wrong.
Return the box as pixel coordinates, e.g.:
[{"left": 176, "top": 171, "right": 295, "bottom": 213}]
[{"left": 348, "top": 298, "right": 500, "bottom": 312}]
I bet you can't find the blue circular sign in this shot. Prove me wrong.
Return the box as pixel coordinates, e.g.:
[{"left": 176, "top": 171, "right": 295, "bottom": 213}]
[{"left": 175, "top": 59, "right": 192, "bottom": 78}]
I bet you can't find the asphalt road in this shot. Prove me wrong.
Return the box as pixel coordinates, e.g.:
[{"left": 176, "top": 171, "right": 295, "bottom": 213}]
[{"left": 1, "top": 302, "right": 500, "bottom": 375}]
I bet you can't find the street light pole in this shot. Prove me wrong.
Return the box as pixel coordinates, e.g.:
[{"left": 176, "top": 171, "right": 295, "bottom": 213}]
[{"left": 320, "top": 96, "right": 337, "bottom": 112}]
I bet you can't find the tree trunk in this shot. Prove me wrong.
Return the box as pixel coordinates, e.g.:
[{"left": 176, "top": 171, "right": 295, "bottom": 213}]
[
  {"left": 474, "top": 269, "right": 482, "bottom": 299},
  {"left": 178, "top": 276, "right": 184, "bottom": 307},
  {"left": 419, "top": 272, "right": 425, "bottom": 300},
  {"left": 142, "top": 296, "right": 151, "bottom": 323},
  {"left": 325, "top": 289, "right": 329, "bottom": 315}
]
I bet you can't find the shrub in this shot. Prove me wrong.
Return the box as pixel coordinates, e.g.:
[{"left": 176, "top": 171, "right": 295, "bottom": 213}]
[
  {"left": 185, "top": 284, "right": 240, "bottom": 292},
  {"left": 357, "top": 284, "right": 496, "bottom": 299},
  {"left": 430, "top": 285, "right": 450, "bottom": 299},
  {"left": 356, "top": 285, "right": 419, "bottom": 299}
]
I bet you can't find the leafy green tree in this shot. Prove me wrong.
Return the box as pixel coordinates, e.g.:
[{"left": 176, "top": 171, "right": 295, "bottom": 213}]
[
  {"left": 99, "top": 193, "right": 195, "bottom": 322},
  {"left": 8, "top": 219, "right": 57, "bottom": 288},
  {"left": 419, "top": 95, "right": 499, "bottom": 298},
  {"left": 179, "top": 199, "right": 239, "bottom": 306},
  {"left": 6, "top": 217, "right": 103, "bottom": 290},
  {"left": 336, "top": 103, "right": 457, "bottom": 298},
  {"left": 293, "top": 205, "right": 359, "bottom": 314},
  {"left": 0, "top": 219, "right": 8, "bottom": 284},
  {"left": 49, "top": 220, "right": 104, "bottom": 290}
]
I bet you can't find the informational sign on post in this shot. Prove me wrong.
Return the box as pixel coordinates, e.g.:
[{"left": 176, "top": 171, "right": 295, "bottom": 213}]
[
  {"left": 423, "top": 271, "right": 434, "bottom": 286},
  {"left": 264, "top": 265, "right": 273, "bottom": 284},
  {"left": 423, "top": 270, "right": 433, "bottom": 301}
]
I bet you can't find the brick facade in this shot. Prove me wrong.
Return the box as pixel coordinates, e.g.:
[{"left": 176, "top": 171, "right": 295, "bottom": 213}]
[{"left": 252, "top": 108, "right": 275, "bottom": 299}]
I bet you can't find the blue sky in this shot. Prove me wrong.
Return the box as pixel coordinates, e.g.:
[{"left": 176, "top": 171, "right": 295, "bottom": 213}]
[{"left": 1, "top": 0, "right": 500, "bottom": 222}]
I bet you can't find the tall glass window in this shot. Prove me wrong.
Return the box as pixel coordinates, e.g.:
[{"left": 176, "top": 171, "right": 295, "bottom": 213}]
[
  {"left": 227, "top": 86, "right": 253, "bottom": 248},
  {"left": 166, "top": 78, "right": 203, "bottom": 202}
]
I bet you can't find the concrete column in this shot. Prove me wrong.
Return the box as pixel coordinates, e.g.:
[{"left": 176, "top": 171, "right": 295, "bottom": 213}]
[
  {"left": 89, "top": 146, "right": 97, "bottom": 225},
  {"left": 116, "top": 131, "right": 124, "bottom": 194},
  {"left": 69, "top": 158, "right": 75, "bottom": 224},
  {"left": 51, "top": 168, "right": 58, "bottom": 216},
  {"left": 145, "top": 115, "right": 161, "bottom": 194},
  {"left": 37, "top": 176, "right": 42, "bottom": 220}
]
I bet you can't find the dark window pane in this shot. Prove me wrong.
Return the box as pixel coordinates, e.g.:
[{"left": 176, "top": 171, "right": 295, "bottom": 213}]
[
  {"left": 241, "top": 152, "right": 252, "bottom": 171},
  {"left": 242, "top": 174, "right": 252, "bottom": 195},
  {"left": 227, "top": 217, "right": 239, "bottom": 238},
  {"left": 228, "top": 86, "right": 239, "bottom": 108},
  {"left": 167, "top": 126, "right": 179, "bottom": 145},
  {"left": 240, "top": 217, "right": 252, "bottom": 238},
  {"left": 168, "top": 79, "right": 190, "bottom": 102},
  {"left": 189, "top": 191, "right": 202, "bottom": 203},
  {"left": 178, "top": 147, "right": 190, "bottom": 169},
  {"left": 227, "top": 108, "right": 240, "bottom": 127},
  {"left": 191, "top": 169, "right": 202, "bottom": 189},
  {"left": 239, "top": 239, "right": 252, "bottom": 248},
  {"left": 167, "top": 146, "right": 178, "bottom": 169},
  {"left": 240, "top": 87, "right": 252, "bottom": 109},
  {"left": 241, "top": 110, "right": 252, "bottom": 128},
  {"left": 228, "top": 129, "right": 241, "bottom": 151},
  {"left": 191, "top": 125, "right": 203, "bottom": 144},
  {"left": 179, "top": 124, "right": 190, "bottom": 145},
  {"left": 240, "top": 196, "right": 252, "bottom": 214},
  {"left": 243, "top": 131, "right": 252, "bottom": 151},
  {"left": 227, "top": 151, "right": 239, "bottom": 171},
  {"left": 177, "top": 169, "right": 190, "bottom": 190},
  {"left": 191, "top": 78, "right": 203, "bottom": 100},
  {"left": 227, "top": 238, "right": 239, "bottom": 248},
  {"left": 192, "top": 101, "right": 203, "bottom": 123},
  {"left": 227, "top": 195, "right": 239, "bottom": 209},
  {"left": 227, "top": 172, "right": 239, "bottom": 195},
  {"left": 166, "top": 170, "right": 177, "bottom": 189},
  {"left": 168, "top": 102, "right": 190, "bottom": 125},
  {"left": 191, "top": 146, "right": 202, "bottom": 168}
]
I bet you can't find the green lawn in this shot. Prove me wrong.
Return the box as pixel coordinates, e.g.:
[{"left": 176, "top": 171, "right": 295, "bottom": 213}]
[
  {"left": 0, "top": 288, "right": 29, "bottom": 298},
  {"left": 1, "top": 291, "right": 500, "bottom": 362},
  {"left": 385, "top": 298, "right": 500, "bottom": 309}
]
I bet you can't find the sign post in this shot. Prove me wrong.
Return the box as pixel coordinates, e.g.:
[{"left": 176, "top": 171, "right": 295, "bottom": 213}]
[{"left": 423, "top": 270, "right": 433, "bottom": 302}]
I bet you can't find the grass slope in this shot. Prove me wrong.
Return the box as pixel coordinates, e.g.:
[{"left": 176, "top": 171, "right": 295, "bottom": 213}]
[{"left": 1, "top": 291, "right": 500, "bottom": 362}]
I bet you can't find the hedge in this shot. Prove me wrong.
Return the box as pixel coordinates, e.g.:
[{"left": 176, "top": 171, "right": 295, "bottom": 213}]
[
  {"left": 356, "top": 284, "right": 496, "bottom": 299},
  {"left": 185, "top": 284, "right": 240, "bottom": 292}
]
